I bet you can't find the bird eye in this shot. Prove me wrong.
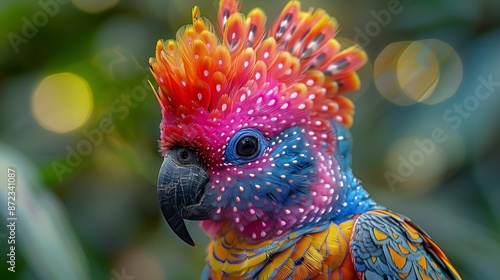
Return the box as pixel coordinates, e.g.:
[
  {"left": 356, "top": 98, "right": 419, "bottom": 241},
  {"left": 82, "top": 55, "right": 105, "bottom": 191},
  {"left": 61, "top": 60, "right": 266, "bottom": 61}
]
[
  {"left": 171, "top": 146, "right": 198, "bottom": 165},
  {"left": 236, "top": 136, "right": 259, "bottom": 158},
  {"left": 225, "top": 128, "right": 268, "bottom": 165}
]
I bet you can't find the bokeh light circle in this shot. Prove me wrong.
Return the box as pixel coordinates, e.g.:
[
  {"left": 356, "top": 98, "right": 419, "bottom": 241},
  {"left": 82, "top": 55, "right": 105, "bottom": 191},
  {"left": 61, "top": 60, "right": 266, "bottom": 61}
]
[
  {"left": 374, "top": 39, "right": 463, "bottom": 106},
  {"left": 397, "top": 41, "right": 440, "bottom": 103},
  {"left": 384, "top": 136, "right": 446, "bottom": 195},
  {"left": 32, "top": 73, "right": 93, "bottom": 133}
]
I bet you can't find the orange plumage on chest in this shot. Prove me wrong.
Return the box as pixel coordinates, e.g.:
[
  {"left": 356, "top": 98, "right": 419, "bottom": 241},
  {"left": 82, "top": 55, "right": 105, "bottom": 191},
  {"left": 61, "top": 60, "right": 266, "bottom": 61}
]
[{"left": 206, "top": 219, "right": 358, "bottom": 280}]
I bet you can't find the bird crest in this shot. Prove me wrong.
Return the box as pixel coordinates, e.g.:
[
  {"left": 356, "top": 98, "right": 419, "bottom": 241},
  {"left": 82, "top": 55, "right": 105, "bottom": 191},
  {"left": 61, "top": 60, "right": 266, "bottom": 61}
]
[{"left": 149, "top": 0, "right": 367, "bottom": 152}]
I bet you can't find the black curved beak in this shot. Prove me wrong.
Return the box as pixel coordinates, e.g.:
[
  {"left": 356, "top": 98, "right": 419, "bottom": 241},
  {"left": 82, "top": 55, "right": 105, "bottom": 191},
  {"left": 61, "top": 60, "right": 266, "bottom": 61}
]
[{"left": 157, "top": 147, "right": 210, "bottom": 246}]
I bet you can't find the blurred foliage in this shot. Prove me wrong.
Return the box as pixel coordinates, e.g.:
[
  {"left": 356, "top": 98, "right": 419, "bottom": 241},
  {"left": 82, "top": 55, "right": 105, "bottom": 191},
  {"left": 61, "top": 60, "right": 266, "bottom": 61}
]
[{"left": 0, "top": 0, "right": 499, "bottom": 279}]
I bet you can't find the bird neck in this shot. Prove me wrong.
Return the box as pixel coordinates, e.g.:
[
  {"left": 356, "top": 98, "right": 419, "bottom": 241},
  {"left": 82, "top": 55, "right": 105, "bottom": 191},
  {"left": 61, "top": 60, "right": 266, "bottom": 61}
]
[{"left": 332, "top": 169, "right": 383, "bottom": 223}]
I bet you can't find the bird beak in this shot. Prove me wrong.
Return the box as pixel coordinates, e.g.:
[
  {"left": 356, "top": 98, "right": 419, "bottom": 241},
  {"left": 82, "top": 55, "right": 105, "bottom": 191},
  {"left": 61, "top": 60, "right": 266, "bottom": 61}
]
[{"left": 157, "top": 147, "right": 210, "bottom": 246}]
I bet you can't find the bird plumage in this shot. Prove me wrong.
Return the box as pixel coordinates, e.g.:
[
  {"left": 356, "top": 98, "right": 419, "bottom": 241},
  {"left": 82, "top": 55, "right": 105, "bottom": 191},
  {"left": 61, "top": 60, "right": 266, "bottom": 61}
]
[{"left": 149, "top": 0, "right": 462, "bottom": 279}]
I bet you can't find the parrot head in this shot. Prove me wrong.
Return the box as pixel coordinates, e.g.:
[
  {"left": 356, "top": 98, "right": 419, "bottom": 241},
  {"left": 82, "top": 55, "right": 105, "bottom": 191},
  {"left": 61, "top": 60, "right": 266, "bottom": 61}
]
[{"left": 149, "top": 0, "right": 367, "bottom": 246}]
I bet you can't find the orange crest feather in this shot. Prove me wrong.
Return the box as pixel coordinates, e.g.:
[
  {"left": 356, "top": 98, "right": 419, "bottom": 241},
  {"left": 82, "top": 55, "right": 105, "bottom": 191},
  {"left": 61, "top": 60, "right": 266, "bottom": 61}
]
[{"left": 149, "top": 0, "right": 367, "bottom": 130}]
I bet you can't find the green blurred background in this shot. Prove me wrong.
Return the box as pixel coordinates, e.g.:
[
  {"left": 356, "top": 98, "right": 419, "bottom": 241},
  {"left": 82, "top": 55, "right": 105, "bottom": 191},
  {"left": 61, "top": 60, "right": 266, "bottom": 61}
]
[{"left": 1, "top": 0, "right": 499, "bottom": 279}]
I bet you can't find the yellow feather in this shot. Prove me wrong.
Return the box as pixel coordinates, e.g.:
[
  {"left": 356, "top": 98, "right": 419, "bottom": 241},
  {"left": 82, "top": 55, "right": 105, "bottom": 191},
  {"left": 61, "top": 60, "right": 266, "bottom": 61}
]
[
  {"left": 418, "top": 254, "right": 428, "bottom": 270},
  {"left": 324, "top": 221, "right": 350, "bottom": 268},
  {"left": 290, "top": 234, "right": 313, "bottom": 261},
  {"left": 257, "top": 246, "right": 294, "bottom": 280},
  {"left": 388, "top": 244, "right": 407, "bottom": 270},
  {"left": 373, "top": 227, "right": 388, "bottom": 241}
]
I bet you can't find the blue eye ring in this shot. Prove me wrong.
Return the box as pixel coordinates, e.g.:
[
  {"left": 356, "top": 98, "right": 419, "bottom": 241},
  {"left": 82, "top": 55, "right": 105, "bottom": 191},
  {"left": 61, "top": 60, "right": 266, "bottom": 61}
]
[{"left": 225, "top": 128, "right": 268, "bottom": 165}]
